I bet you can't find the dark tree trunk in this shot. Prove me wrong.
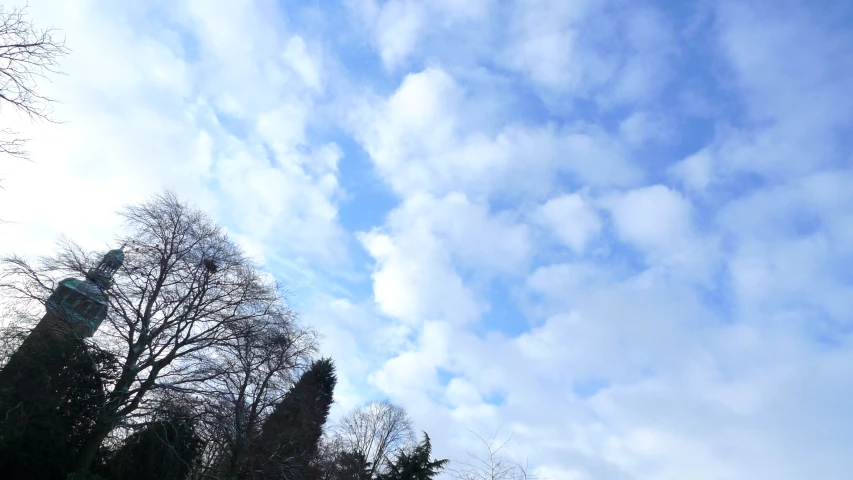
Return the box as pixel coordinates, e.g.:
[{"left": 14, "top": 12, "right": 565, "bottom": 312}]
[{"left": 74, "top": 426, "right": 111, "bottom": 473}]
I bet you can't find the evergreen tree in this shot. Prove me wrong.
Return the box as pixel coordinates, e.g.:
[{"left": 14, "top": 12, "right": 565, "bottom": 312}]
[
  {"left": 0, "top": 327, "right": 117, "bottom": 480},
  {"left": 323, "top": 450, "right": 373, "bottom": 480},
  {"left": 377, "top": 432, "right": 448, "bottom": 480},
  {"left": 253, "top": 357, "right": 337, "bottom": 479},
  {"left": 101, "top": 398, "right": 204, "bottom": 480}
]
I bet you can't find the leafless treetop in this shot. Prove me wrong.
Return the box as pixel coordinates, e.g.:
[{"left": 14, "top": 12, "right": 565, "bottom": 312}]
[
  {"left": 0, "top": 5, "right": 69, "bottom": 158},
  {"left": 0, "top": 191, "right": 304, "bottom": 471},
  {"left": 449, "top": 430, "right": 544, "bottom": 480},
  {"left": 330, "top": 400, "right": 417, "bottom": 478}
]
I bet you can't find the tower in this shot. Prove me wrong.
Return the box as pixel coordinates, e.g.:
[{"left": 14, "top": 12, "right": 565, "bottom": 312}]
[
  {"left": 0, "top": 246, "right": 124, "bottom": 376},
  {"left": 40, "top": 247, "right": 124, "bottom": 338},
  {"left": 0, "top": 247, "right": 125, "bottom": 479}
]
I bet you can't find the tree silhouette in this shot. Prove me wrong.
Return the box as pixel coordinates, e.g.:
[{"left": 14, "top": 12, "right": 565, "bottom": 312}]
[
  {"left": 252, "top": 357, "right": 337, "bottom": 479},
  {"left": 0, "top": 322, "right": 118, "bottom": 480},
  {"left": 378, "top": 432, "right": 448, "bottom": 480},
  {"left": 101, "top": 396, "right": 204, "bottom": 480},
  {"left": 0, "top": 192, "right": 293, "bottom": 472},
  {"left": 0, "top": 5, "right": 69, "bottom": 159}
]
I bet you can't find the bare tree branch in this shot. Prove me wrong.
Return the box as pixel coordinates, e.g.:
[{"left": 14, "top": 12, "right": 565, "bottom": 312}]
[
  {"left": 190, "top": 315, "right": 318, "bottom": 479},
  {"left": 324, "top": 400, "right": 417, "bottom": 479},
  {"left": 0, "top": 5, "right": 69, "bottom": 160},
  {"left": 447, "top": 429, "right": 545, "bottom": 480},
  {"left": 0, "top": 191, "right": 302, "bottom": 474}
]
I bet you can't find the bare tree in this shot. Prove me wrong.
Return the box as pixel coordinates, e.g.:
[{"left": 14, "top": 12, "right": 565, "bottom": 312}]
[
  {"left": 193, "top": 316, "right": 318, "bottom": 480},
  {"left": 0, "top": 192, "right": 292, "bottom": 473},
  {"left": 0, "top": 5, "right": 69, "bottom": 158},
  {"left": 449, "top": 430, "right": 542, "bottom": 480},
  {"left": 327, "top": 400, "right": 416, "bottom": 479},
  {"left": 0, "top": 313, "right": 31, "bottom": 367}
]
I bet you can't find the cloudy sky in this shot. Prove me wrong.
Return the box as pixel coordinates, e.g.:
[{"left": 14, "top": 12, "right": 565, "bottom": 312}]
[{"left": 1, "top": 0, "right": 852, "bottom": 478}]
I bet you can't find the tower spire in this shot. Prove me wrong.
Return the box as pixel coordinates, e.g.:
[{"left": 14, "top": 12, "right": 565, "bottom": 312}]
[{"left": 84, "top": 246, "right": 124, "bottom": 289}]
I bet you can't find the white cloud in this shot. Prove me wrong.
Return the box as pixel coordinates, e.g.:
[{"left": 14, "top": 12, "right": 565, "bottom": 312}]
[
  {"left": 669, "top": 147, "right": 714, "bottom": 191},
  {"left": 717, "top": 169, "right": 853, "bottom": 326},
  {"left": 526, "top": 262, "right": 610, "bottom": 306},
  {"left": 609, "top": 185, "right": 693, "bottom": 252},
  {"left": 348, "top": 0, "right": 492, "bottom": 68},
  {"left": 370, "top": 320, "right": 450, "bottom": 395},
  {"left": 715, "top": 0, "right": 853, "bottom": 125},
  {"left": 601, "top": 5, "right": 676, "bottom": 106},
  {"left": 0, "top": 0, "right": 349, "bottom": 268},
  {"left": 385, "top": 192, "right": 532, "bottom": 273},
  {"left": 710, "top": 0, "right": 853, "bottom": 180},
  {"left": 619, "top": 111, "right": 671, "bottom": 145},
  {"left": 517, "top": 276, "right": 715, "bottom": 381},
  {"left": 358, "top": 227, "right": 484, "bottom": 326},
  {"left": 534, "top": 193, "right": 601, "bottom": 253},
  {"left": 503, "top": 0, "right": 606, "bottom": 93},
  {"left": 608, "top": 185, "right": 720, "bottom": 282},
  {"left": 356, "top": 1, "right": 852, "bottom": 477},
  {"left": 282, "top": 36, "right": 324, "bottom": 92},
  {"left": 503, "top": 0, "right": 676, "bottom": 107},
  {"left": 373, "top": 1, "right": 425, "bottom": 68},
  {"left": 351, "top": 67, "right": 642, "bottom": 200},
  {"left": 357, "top": 192, "right": 530, "bottom": 325}
]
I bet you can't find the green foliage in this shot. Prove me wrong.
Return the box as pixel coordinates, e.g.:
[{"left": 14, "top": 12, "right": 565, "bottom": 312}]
[
  {"left": 101, "top": 398, "right": 203, "bottom": 480},
  {"left": 0, "top": 326, "right": 117, "bottom": 480},
  {"left": 323, "top": 450, "right": 373, "bottom": 480},
  {"left": 253, "top": 357, "right": 337, "bottom": 479},
  {"left": 377, "top": 433, "right": 448, "bottom": 480}
]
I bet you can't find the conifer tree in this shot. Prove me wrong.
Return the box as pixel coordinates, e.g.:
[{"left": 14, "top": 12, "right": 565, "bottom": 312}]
[
  {"left": 377, "top": 432, "right": 448, "bottom": 480},
  {"left": 101, "top": 398, "right": 204, "bottom": 480},
  {"left": 322, "top": 449, "right": 373, "bottom": 480},
  {"left": 253, "top": 357, "right": 337, "bottom": 479}
]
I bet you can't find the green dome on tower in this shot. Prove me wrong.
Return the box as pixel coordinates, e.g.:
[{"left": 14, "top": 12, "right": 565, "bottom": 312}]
[{"left": 46, "top": 246, "right": 125, "bottom": 337}]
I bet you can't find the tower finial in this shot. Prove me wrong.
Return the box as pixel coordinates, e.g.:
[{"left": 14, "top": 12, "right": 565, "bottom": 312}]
[{"left": 85, "top": 247, "right": 125, "bottom": 290}]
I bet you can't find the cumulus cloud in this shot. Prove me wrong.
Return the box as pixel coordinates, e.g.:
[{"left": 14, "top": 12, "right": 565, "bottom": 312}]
[
  {"left": 350, "top": 67, "right": 643, "bottom": 201},
  {"left": 503, "top": 0, "right": 677, "bottom": 107},
  {"left": 343, "top": 1, "right": 853, "bottom": 477},
  {"left": 347, "top": 0, "right": 492, "bottom": 68},
  {"left": 534, "top": 193, "right": 602, "bottom": 253},
  {"left": 605, "top": 184, "right": 720, "bottom": 282},
  {"left": 357, "top": 192, "right": 530, "bottom": 325},
  {"left": 358, "top": 225, "right": 484, "bottom": 325},
  {"left": 609, "top": 185, "right": 693, "bottom": 252},
  {"left": 669, "top": 147, "right": 714, "bottom": 191},
  {"left": 0, "top": 0, "right": 347, "bottom": 267}
]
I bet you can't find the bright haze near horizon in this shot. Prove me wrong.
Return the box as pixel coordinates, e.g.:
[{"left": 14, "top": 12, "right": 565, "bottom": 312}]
[{"left": 1, "top": 0, "right": 852, "bottom": 478}]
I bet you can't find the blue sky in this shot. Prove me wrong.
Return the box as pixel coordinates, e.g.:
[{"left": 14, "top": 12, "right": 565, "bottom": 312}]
[{"left": 1, "top": 0, "right": 852, "bottom": 478}]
